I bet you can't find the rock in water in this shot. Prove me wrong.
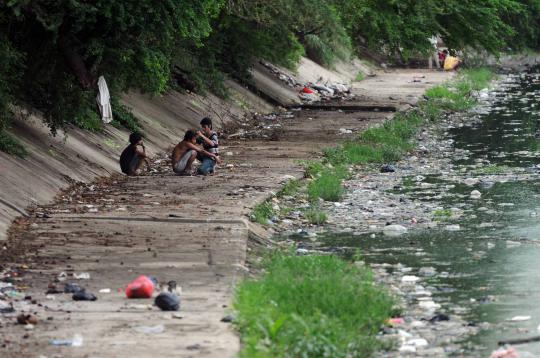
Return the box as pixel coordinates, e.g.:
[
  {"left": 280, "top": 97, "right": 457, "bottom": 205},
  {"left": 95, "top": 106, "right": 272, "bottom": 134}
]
[
  {"left": 383, "top": 224, "right": 408, "bottom": 237},
  {"left": 464, "top": 178, "right": 479, "bottom": 186},
  {"left": 470, "top": 190, "right": 482, "bottom": 199}
]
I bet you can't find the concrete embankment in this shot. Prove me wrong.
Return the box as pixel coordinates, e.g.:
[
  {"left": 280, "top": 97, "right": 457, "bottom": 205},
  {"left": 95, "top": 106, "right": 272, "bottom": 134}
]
[{"left": 0, "top": 59, "right": 451, "bottom": 357}]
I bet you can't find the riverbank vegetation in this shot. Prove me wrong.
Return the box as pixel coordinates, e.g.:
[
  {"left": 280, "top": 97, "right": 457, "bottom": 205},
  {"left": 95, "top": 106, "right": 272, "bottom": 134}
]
[
  {"left": 249, "top": 68, "right": 496, "bottom": 225},
  {"left": 1, "top": 1, "right": 539, "bottom": 155},
  {"left": 304, "top": 68, "right": 496, "bottom": 203},
  {"left": 234, "top": 253, "right": 395, "bottom": 357}
]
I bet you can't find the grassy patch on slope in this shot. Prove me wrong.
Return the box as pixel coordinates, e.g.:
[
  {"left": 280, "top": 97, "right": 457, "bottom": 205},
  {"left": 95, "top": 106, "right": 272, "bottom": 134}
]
[{"left": 234, "top": 254, "right": 395, "bottom": 357}]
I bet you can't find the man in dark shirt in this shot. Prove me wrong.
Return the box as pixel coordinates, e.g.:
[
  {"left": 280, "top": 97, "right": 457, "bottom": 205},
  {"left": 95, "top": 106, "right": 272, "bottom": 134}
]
[
  {"left": 196, "top": 117, "right": 220, "bottom": 175},
  {"left": 119, "top": 132, "right": 150, "bottom": 175}
]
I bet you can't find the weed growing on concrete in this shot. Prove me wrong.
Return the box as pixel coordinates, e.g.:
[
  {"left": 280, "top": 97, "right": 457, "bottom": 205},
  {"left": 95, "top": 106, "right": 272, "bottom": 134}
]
[
  {"left": 355, "top": 72, "right": 365, "bottom": 82},
  {"left": 234, "top": 253, "right": 395, "bottom": 358},
  {"left": 251, "top": 201, "right": 275, "bottom": 225},
  {"left": 277, "top": 179, "right": 301, "bottom": 197}
]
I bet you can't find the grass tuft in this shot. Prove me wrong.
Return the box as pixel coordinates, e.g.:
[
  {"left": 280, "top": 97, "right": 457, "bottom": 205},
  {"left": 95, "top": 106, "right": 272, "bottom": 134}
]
[
  {"left": 304, "top": 207, "right": 328, "bottom": 225},
  {"left": 251, "top": 201, "right": 275, "bottom": 225},
  {"left": 234, "top": 254, "right": 395, "bottom": 358},
  {"left": 308, "top": 169, "right": 345, "bottom": 202},
  {"left": 277, "top": 179, "right": 301, "bottom": 197}
]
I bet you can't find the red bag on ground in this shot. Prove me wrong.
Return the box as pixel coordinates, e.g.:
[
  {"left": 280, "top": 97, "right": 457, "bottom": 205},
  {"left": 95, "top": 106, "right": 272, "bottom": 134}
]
[
  {"left": 126, "top": 275, "right": 154, "bottom": 298},
  {"left": 302, "top": 87, "right": 314, "bottom": 94}
]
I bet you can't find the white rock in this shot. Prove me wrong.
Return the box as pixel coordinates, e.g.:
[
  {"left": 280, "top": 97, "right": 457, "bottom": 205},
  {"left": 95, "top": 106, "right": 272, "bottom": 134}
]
[
  {"left": 407, "top": 338, "right": 429, "bottom": 347},
  {"left": 401, "top": 275, "right": 420, "bottom": 283},
  {"left": 418, "top": 300, "right": 441, "bottom": 310},
  {"left": 383, "top": 224, "right": 408, "bottom": 237},
  {"left": 399, "top": 345, "right": 416, "bottom": 353},
  {"left": 418, "top": 267, "right": 436, "bottom": 277},
  {"left": 470, "top": 190, "right": 482, "bottom": 199},
  {"left": 464, "top": 178, "right": 479, "bottom": 186}
]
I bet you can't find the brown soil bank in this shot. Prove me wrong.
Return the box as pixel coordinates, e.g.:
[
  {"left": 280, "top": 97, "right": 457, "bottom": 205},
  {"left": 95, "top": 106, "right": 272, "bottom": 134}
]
[{"left": 0, "top": 66, "right": 452, "bottom": 357}]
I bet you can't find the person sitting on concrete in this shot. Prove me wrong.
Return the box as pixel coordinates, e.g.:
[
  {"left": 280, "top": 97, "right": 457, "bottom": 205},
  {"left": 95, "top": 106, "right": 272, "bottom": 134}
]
[
  {"left": 171, "top": 129, "right": 218, "bottom": 176},
  {"left": 196, "top": 117, "right": 220, "bottom": 175},
  {"left": 119, "top": 132, "right": 150, "bottom": 175}
]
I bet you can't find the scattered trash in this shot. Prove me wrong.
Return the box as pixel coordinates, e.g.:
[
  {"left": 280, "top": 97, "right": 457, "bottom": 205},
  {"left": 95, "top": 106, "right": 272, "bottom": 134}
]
[
  {"left": 187, "top": 343, "right": 202, "bottom": 350},
  {"left": 489, "top": 347, "right": 519, "bottom": 358},
  {"left": 57, "top": 272, "right": 68, "bottom": 282},
  {"left": 73, "top": 272, "right": 91, "bottom": 280},
  {"left": 72, "top": 289, "right": 97, "bottom": 301},
  {"left": 301, "top": 87, "right": 314, "bottom": 94},
  {"left": 64, "top": 283, "right": 83, "bottom": 294},
  {"left": 0, "top": 301, "right": 14, "bottom": 313},
  {"left": 429, "top": 313, "right": 450, "bottom": 323},
  {"left": 99, "top": 288, "right": 111, "bottom": 293},
  {"left": 221, "top": 314, "right": 235, "bottom": 323},
  {"left": 380, "top": 164, "right": 396, "bottom": 173},
  {"left": 46, "top": 284, "right": 63, "bottom": 294},
  {"left": 17, "top": 314, "right": 38, "bottom": 325},
  {"left": 126, "top": 275, "right": 155, "bottom": 299},
  {"left": 387, "top": 317, "right": 405, "bottom": 325},
  {"left": 508, "top": 315, "right": 531, "bottom": 322},
  {"left": 50, "top": 334, "right": 84, "bottom": 347},
  {"left": 155, "top": 292, "right": 180, "bottom": 311},
  {"left": 133, "top": 324, "right": 165, "bottom": 334}
]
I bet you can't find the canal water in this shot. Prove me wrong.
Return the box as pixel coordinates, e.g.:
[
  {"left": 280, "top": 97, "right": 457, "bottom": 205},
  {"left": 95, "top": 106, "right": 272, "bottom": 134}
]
[{"left": 294, "top": 70, "right": 540, "bottom": 356}]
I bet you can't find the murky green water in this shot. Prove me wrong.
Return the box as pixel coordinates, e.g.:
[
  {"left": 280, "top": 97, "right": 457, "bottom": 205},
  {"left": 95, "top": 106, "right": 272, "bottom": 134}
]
[{"left": 294, "top": 71, "right": 540, "bottom": 356}]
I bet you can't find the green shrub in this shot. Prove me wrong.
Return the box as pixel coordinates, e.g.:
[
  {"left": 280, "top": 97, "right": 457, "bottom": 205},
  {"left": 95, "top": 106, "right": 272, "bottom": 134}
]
[
  {"left": 308, "top": 170, "right": 344, "bottom": 202},
  {"left": 234, "top": 254, "right": 395, "bottom": 358}
]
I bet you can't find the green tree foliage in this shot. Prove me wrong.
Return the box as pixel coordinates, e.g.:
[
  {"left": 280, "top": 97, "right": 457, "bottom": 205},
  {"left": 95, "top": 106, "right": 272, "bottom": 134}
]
[
  {"left": 333, "top": 0, "right": 527, "bottom": 59},
  {"left": 1, "top": 0, "right": 224, "bottom": 133},
  {"left": 2, "top": 0, "right": 540, "bottom": 156}
]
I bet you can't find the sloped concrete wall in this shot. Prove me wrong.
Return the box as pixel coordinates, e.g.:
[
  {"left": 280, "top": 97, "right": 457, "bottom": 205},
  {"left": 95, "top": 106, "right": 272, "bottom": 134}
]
[
  {"left": 0, "top": 55, "right": 357, "bottom": 240},
  {"left": 0, "top": 86, "right": 274, "bottom": 240}
]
